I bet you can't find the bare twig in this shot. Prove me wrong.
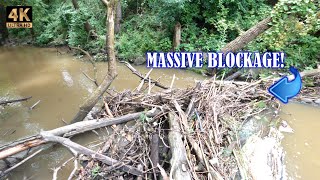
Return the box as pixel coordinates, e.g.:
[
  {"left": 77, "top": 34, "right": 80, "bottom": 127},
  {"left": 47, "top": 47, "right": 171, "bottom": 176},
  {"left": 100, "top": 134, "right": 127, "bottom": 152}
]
[
  {"left": 70, "top": 46, "right": 98, "bottom": 86},
  {"left": 30, "top": 100, "right": 41, "bottom": 110},
  {"left": 137, "top": 68, "right": 153, "bottom": 92},
  {"left": 121, "top": 61, "right": 169, "bottom": 89},
  {"left": 0, "top": 96, "right": 32, "bottom": 106},
  {"left": 170, "top": 74, "right": 175, "bottom": 89}
]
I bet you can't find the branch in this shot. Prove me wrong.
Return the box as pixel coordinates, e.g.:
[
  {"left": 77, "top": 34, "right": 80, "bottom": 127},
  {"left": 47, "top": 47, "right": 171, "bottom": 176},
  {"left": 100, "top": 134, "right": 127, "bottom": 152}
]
[
  {"left": 0, "top": 96, "right": 32, "bottom": 105},
  {"left": 0, "top": 148, "right": 44, "bottom": 177},
  {"left": 69, "top": 46, "right": 98, "bottom": 86},
  {"left": 100, "top": 0, "right": 109, "bottom": 7},
  {"left": 121, "top": 61, "right": 169, "bottom": 89},
  {"left": 41, "top": 132, "right": 143, "bottom": 176},
  {"left": 137, "top": 68, "right": 153, "bottom": 92},
  {"left": 0, "top": 108, "right": 161, "bottom": 159}
]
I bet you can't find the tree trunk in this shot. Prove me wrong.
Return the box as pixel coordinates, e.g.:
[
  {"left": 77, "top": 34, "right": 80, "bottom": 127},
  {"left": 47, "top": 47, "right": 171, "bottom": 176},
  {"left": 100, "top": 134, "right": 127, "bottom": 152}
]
[
  {"left": 105, "top": 0, "right": 118, "bottom": 77},
  {"left": 115, "top": 0, "right": 121, "bottom": 34},
  {"left": 173, "top": 22, "right": 181, "bottom": 50},
  {"left": 71, "top": 0, "right": 80, "bottom": 9},
  {"left": 0, "top": 4, "right": 9, "bottom": 45},
  {"left": 168, "top": 112, "right": 191, "bottom": 180},
  {"left": 40, "top": 133, "right": 143, "bottom": 176},
  {"left": 220, "top": 17, "right": 271, "bottom": 54},
  {"left": 70, "top": 75, "right": 115, "bottom": 123},
  {"left": 209, "top": 17, "right": 272, "bottom": 76},
  {"left": 0, "top": 109, "right": 160, "bottom": 160},
  {"left": 71, "top": 0, "right": 119, "bottom": 124}
]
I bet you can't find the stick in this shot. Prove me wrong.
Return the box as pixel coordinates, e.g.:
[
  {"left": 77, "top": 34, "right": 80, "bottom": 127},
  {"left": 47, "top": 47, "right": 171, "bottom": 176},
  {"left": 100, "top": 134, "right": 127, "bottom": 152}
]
[
  {"left": 137, "top": 68, "right": 153, "bottom": 92},
  {"left": 52, "top": 157, "right": 74, "bottom": 180},
  {"left": 104, "top": 100, "right": 114, "bottom": 118},
  {"left": 30, "top": 100, "right": 40, "bottom": 110},
  {"left": 41, "top": 132, "right": 143, "bottom": 176},
  {"left": 0, "top": 108, "right": 161, "bottom": 160},
  {"left": 170, "top": 74, "right": 175, "bottom": 89},
  {"left": 157, "top": 163, "right": 169, "bottom": 180},
  {"left": 0, "top": 96, "right": 32, "bottom": 106},
  {"left": 67, "top": 154, "right": 78, "bottom": 180},
  {"left": 173, "top": 100, "right": 223, "bottom": 179},
  {"left": 0, "top": 148, "right": 44, "bottom": 177},
  {"left": 148, "top": 77, "right": 151, "bottom": 94},
  {"left": 69, "top": 46, "right": 98, "bottom": 86},
  {"left": 121, "top": 61, "right": 169, "bottom": 89},
  {"left": 82, "top": 71, "right": 98, "bottom": 87}
]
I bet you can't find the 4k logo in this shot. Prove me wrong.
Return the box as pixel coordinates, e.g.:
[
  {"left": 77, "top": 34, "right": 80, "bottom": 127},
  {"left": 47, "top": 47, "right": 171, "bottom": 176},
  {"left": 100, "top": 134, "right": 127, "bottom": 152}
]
[{"left": 6, "top": 6, "right": 32, "bottom": 28}]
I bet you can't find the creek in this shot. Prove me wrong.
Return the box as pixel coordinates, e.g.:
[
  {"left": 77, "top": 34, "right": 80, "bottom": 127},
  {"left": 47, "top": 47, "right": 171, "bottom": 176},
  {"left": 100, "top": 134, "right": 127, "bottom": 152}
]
[{"left": 0, "top": 47, "right": 318, "bottom": 179}]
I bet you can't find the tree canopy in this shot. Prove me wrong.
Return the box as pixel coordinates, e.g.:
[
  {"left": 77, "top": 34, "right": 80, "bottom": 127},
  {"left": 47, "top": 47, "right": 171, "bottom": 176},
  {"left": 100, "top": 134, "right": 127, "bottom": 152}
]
[{"left": 3, "top": 0, "right": 320, "bottom": 72}]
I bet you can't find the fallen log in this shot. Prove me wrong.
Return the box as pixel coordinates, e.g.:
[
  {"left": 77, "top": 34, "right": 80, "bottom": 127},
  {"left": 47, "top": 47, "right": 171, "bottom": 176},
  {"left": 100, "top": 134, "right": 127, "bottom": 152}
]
[
  {"left": 71, "top": 74, "right": 116, "bottom": 123},
  {"left": 210, "top": 17, "right": 272, "bottom": 77},
  {"left": 40, "top": 132, "right": 143, "bottom": 176},
  {"left": 168, "top": 112, "right": 191, "bottom": 180},
  {"left": 0, "top": 108, "right": 160, "bottom": 160},
  {"left": 0, "top": 96, "right": 32, "bottom": 106}
]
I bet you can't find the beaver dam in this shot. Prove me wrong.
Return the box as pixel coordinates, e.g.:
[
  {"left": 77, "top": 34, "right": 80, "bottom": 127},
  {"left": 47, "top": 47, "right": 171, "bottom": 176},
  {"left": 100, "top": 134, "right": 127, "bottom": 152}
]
[{"left": 0, "top": 53, "right": 319, "bottom": 179}]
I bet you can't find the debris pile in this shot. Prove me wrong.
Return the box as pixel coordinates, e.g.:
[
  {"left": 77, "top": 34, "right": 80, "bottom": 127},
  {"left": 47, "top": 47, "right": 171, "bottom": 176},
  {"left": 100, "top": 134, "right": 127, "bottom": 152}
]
[{"left": 77, "top": 78, "right": 278, "bottom": 179}]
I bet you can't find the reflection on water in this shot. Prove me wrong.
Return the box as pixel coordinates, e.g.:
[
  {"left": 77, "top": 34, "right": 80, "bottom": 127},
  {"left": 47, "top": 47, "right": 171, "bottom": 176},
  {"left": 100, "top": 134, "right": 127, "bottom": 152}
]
[
  {"left": 0, "top": 46, "right": 205, "bottom": 179},
  {"left": 281, "top": 103, "right": 320, "bottom": 180}
]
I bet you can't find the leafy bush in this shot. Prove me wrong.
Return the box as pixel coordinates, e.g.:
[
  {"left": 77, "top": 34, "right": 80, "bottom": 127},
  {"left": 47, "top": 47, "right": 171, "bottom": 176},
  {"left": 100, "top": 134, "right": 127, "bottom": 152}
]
[
  {"left": 248, "top": 0, "right": 320, "bottom": 70},
  {"left": 116, "top": 13, "right": 172, "bottom": 60}
]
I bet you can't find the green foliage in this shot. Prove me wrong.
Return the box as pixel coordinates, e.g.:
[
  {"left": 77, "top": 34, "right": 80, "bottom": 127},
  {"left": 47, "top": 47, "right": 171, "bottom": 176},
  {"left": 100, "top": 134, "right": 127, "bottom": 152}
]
[
  {"left": 248, "top": 0, "right": 320, "bottom": 70},
  {"left": 6, "top": 0, "right": 319, "bottom": 72},
  {"left": 91, "top": 165, "right": 100, "bottom": 178},
  {"left": 139, "top": 111, "right": 151, "bottom": 123},
  {"left": 116, "top": 13, "right": 172, "bottom": 60}
]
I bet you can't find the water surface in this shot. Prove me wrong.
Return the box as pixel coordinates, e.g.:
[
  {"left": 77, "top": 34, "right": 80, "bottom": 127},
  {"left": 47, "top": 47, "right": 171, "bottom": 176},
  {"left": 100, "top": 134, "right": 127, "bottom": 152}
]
[{"left": 0, "top": 46, "right": 204, "bottom": 179}]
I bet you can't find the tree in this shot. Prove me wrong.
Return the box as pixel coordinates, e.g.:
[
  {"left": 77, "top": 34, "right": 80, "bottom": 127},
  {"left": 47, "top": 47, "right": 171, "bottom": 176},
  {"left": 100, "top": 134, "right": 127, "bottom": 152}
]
[
  {"left": 0, "top": 4, "right": 9, "bottom": 45},
  {"left": 101, "top": 0, "right": 118, "bottom": 77},
  {"left": 70, "top": 0, "right": 118, "bottom": 123},
  {"left": 115, "top": 0, "right": 121, "bottom": 34}
]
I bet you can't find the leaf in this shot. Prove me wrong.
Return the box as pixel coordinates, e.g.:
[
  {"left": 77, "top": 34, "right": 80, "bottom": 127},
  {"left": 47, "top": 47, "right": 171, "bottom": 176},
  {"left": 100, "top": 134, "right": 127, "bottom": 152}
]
[{"left": 257, "top": 101, "right": 266, "bottom": 109}]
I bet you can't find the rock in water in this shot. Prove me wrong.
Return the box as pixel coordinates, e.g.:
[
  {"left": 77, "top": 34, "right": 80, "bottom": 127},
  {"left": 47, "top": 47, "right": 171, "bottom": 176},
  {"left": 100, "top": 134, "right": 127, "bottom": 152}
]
[
  {"left": 132, "top": 57, "right": 145, "bottom": 65},
  {"left": 62, "top": 70, "right": 74, "bottom": 87}
]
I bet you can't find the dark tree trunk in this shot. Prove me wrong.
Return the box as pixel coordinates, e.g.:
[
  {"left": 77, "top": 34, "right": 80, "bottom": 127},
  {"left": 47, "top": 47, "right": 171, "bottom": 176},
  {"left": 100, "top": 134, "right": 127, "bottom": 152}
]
[
  {"left": 115, "top": 0, "right": 121, "bottom": 34},
  {"left": 173, "top": 22, "right": 181, "bottom": 50},
  {"left": 71, "top": 0, "right": 80, "bottom": 9},
  {"left": 0, "top": 4, "right": 9, "bottom": 45}
]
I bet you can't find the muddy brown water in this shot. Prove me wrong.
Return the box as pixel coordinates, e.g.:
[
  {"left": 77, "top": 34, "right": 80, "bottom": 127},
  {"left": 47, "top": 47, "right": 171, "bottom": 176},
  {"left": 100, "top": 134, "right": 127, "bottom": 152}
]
[
  {"left": 0, "top": 47, "right": 319, "bottom": 179},
  {"left": 0, "top": 47, "right": 205, "bottom": 179},
  {"left": 281, "top": 103, "right": 320, "bottom": 180}
]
